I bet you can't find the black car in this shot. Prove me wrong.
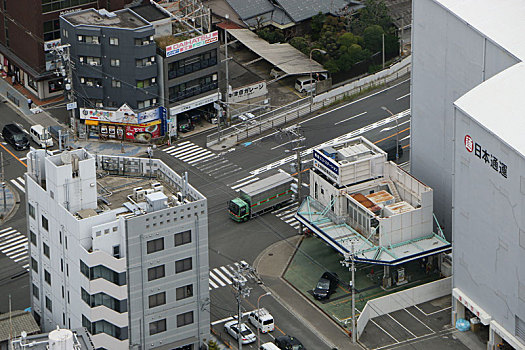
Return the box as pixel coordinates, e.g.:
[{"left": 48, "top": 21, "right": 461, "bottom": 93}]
[
  {"left": 275, "top": 335, "right": 305, "bottom": 350},
  {"left": 313, "top": 272, "right": 339, "bottom": 300},
  {"left": 379, "top": 140, "right": 403, "bottom": 161},
  {"left": 2, "top": 124, "right": 29, "bottom": 150}
]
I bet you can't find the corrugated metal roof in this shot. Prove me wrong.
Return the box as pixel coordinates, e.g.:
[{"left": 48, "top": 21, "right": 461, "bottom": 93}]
[
  {"left": 227, "top": 29, "right": 327, "bottom": 75},
  {"left": 0, "top": 310, "right": 40, "bottom": 342},
  {"left": 226, "top": 0, "right": 275, "bottom": 20},
  {"left": 275, "top": 0, "right": 352, "bottom": 22}
]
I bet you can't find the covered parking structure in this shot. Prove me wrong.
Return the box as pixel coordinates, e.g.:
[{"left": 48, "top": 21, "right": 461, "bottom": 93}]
[{"left": 226, "top": 29, "right": 328, "bottom": 81}]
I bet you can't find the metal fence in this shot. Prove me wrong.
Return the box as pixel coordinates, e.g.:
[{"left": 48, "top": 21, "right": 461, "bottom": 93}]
[{"left": 206, "top": 56, "right": 412, "bottom": 148}]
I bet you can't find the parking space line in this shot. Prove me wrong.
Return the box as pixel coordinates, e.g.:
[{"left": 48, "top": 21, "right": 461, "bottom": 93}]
[
  {"left": 426, "top": 306, "right": 451, "bottom": 316},
  {"left": 404, "top": 308, "right": 434, "bottom": 333},
  {"left": 387, "top": 313, "right": 417, "bottom": 338},
  {"left": 370, "top": 319, "right": 399, "bottom": 343}
]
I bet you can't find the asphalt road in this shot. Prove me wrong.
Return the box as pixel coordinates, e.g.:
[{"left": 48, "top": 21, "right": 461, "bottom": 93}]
[{"left": 0, "top": 78, "right": 412, "bottom": 348}]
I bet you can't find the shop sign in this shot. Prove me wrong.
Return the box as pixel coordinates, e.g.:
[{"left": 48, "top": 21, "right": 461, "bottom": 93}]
[
  {"left": 465, "top": 134, "right": 507, "bottom": 178},
  {"left": 44, "top": 39, "right": 62, "bottom": 52},
  {"left": 81, "top": 104, "right": 163, "bottom": 125},
  {"left": 138, "top": 107, "right": 163, "bottom": 124},
  {"left": 125, "top": 123, "right": 161, "bottom": 142},
  {"left": 170, "top": 92, "right": 219, "bottom": 115},
  {"left": 313, "top": 149, "right": 339, "bottom": 175},
  {"left": 228, "top": 81, "right": 267, "bottom": 103},
  {"left": 165, "top": 31, "right": 218, "bottom": 57}
]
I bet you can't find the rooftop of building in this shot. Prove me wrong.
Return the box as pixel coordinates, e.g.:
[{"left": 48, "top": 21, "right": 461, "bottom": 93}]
[
  {"left": 62, "top": 8, "right": 150, "bottom": 29},
  {"left": 130, "top": 2, "right": 171, "bottom": 22},
  {"left": 11, "top": 327, "right": 94, "bottom": 350},
  {"left": 316, "top": 137, "right": 385, "bottom": 164},
  {"left": 436, "top": 0, "right": 525, "bottom": 61},
  {"left": 0, "top": 310, "right": 39, "bottom": 343}
]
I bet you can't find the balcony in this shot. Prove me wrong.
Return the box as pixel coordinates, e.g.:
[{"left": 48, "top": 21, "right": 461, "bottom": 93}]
[{"left": 135, "top": 63, "right": 157, "bottom": 80}]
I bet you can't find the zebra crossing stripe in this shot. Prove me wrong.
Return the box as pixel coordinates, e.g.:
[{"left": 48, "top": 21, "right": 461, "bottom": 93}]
[
  {"left": 213, "top": 268, "right": 232, "bottom": 285},
  {"left": 177, "top": 141, "right": 191, "bottom": 146},
  {"left": 12, "top": 252, "right": 28, "bottom": 261},
  {"left": 6, "top": 246, "right": 27, "bottom": 256},
  {"left": 169, "top": 144, "right": 200, "bottom": 156},
  {"left": 187, "top": 153, "right": 216, "bottom": 165},
  {"left": 0, "top": 236, "right": 27, "bottom": 248},
  {"left": 0, "top": 227, "right": 13, "bottom": 234},
  {"left": 163, "top": 146, "right": 176, "bottom": 152},
  {"left": 2, "top": 242, "right": 27, "bottom": 254},
  {"left": 231, "top": 177, "right": 259, "bottom": 190},
  {"left": 209, "top": 271, "right": 226, "bottom": 287},
  {"left": 209, "top": 279, "right": 219, "bottom": 289},
  {"left": 220, "top": 266, "right": 235, "bottom": 278},
  {"left": 17, "top": 176, "right": 25, "bottom": 185},
  {"left": 178, "top": 149, "right": 210, "bottom": 161},
  {"left": 0, "top": 229, "right": 17, "bottom": 238},
  {"left": 10, "top": 179, "right": 25, "bottom": 193}
]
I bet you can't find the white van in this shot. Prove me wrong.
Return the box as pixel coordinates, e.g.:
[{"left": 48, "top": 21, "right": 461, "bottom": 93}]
[
  {"left": 248, "top": 308, "right": 274, "bottom": 333},
  {"left": 260, "top": 342, "right": 280, "bottom": 350},
  {"left": 30, "top": 125, "right": 53, "bottom": 148},
  {"left": 294, "top": 76, "right": 316, "bottom": 93}
]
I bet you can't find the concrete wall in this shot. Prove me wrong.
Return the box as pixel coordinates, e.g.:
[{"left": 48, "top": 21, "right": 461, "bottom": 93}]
[
  {"left": 453, "top": 108, "right": 525, "bottom": 345},
  {"left": 357, "top": 277, "right": 452, "bottom": 339},
  {"left": 410, "top": 0, "right": 518, "bottom": 240}
]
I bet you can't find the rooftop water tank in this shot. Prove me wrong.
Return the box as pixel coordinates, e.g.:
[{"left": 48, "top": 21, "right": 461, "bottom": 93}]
[{"left": 48, "top": 327, "right": 74, "bottom": 350}]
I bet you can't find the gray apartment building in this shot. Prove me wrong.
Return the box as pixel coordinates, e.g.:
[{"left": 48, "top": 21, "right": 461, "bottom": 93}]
[
  {"left": 60, "top": 8, "right": 159, "bottom": 111},
  {"left": 26, "top": 148, "right": 210, "bottom": 350}
]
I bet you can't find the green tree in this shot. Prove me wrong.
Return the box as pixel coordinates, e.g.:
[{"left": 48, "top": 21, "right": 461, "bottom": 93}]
[
  {"left": 359, "top": 0, "right": 392, "bottom": 31},
  {"left": 290, "top": 36, "right": 310, "bottom": 55},
  {"left": 208, "top": 340, "right": 220, "bottom": 350},
  {"left": 311, "top": 12, "right": 325, "bottom": 40},
  {"left": 324, "top": 59, "right": 340, "bottom": 74},
  {"left": 363, "top": 25, "right": 384, "bottom": 53}
]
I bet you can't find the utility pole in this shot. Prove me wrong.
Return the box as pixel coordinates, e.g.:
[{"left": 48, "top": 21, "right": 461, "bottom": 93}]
[
  {"left": 341, "top": 241, "right": 357, "bottom": 343},
  {"left": 288, "top": 126, "right": 305, "bottom": 234},
  {"left": 223, "top": 15, "right": 231, "bottom": 127},
  {"left": 1, "top": 152, "right": 5, "bottom": 212},
  {"left": 382, "top": 33, "right": 385, "bottom": 69},
  {"left": 54, "top": 44, "right": 76, "bottom": 137},
  {"left": 232, "top": 262, "right": 252, "bottom": 350}
]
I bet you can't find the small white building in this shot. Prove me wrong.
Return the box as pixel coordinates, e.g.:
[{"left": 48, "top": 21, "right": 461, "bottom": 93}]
[
  {"left": 26, "top": 148, "right": 209, "bottom": 350},
  {"left": 296, "top": 137, "right": 450, "bottom": 268}
]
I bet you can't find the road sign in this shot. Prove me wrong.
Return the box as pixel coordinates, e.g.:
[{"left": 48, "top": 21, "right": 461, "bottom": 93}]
[{"left": 66, "top": 102, "right": 77, "bottom": 110}]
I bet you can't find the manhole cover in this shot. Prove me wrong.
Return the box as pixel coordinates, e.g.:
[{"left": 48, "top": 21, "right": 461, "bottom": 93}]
[{"left": 268, "top": 253, "right": 273, "bottom": 256}]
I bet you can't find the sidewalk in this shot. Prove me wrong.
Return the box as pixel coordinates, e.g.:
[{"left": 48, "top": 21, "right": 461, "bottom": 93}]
[
  {"left": 0, "top": 182, "right": 19, "bottom": 224},
  {"left": 254, "top": 235, "right": 362, "bottom": 350}
]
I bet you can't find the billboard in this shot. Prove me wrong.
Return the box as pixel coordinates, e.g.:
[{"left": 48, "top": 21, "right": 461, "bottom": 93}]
[
  {"left": 81, "top": 105, "right": 163, "bottom": 125},
  {"left": 228, "top": 81, "right": 267, "bottom": 103},
  {"left": 165, "top": 31, "right": 218, "bottom": 57}
]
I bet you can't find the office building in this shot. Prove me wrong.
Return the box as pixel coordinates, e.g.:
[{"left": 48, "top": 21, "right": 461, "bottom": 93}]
[
  {"left": 412, "top": 0, "right": 525, "bottom": 348},
  {"left": 26, "top": 148, "right": 210, "bottom": 350},
  {"left": 0, "top": 0, "right": 131, "bottom": 100}
]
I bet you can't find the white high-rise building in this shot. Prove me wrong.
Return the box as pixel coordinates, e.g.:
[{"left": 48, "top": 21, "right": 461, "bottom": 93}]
[
  {"left": 412, "top": 0, "right": 525, "bottom": 348},
  {"left": 26, "top": 148, "right": 209, "bottom": 350}
]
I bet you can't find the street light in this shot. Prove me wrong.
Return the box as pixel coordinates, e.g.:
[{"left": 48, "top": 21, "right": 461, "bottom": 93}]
[
  {"left": 257, "top": 292, "right": 271, "bottom": 348},
  {"left": 309, "top": 48, "right": 327, "bottom": 112},
  {"left": 381, "top": 106, "right": 399, "bottom": 161}
]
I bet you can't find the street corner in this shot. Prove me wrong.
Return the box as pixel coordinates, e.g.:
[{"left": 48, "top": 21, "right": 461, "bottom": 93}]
[{"left": 254, "top": 235, "right": 303, "bottom": 279}]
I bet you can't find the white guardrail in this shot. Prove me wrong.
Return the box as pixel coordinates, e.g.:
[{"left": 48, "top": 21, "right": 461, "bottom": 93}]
[
  {"left": 206, "top": 56, "right": 411, "bottom": 147},
  {"left": 356, "top": 277, "right": 452, "bottom": 340}
]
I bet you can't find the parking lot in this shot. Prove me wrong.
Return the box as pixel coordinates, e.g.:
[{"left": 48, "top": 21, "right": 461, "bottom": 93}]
[{"left": 359, "top": 296, "right": 472, "bottom": 349}]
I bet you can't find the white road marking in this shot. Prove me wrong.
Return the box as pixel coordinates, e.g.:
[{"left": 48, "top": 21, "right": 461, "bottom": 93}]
[
  {"left": 404, "top": 308, "right": 434, "bottom": 333},
  {"left": 387, "top": 313, "right": 416, "bottom": 338},
  {"left": 0, "top": 229, "right": 17, "bottom": 238},
  {"left": 209, "top": 271, "right": 226, "bottom": 287},
  {"left": 178, "top": 141, "right": 191, "bottom": 146},
  {"left": 231, "top": 177, "right": 260, "bottom": 190},
  {"left": 179, "top": 149, "right": 211, "bottom": 162},
  {"left": 17, "top": 176, "right": 25, "bottom": 185},
  {"left": 209, "top": 279, "right": 219, "bottom": 289},
  {"left": 396, "top": 92, "right": 410, "bottom": 100},
  {"left": 187, "top": 153, "right": 217, "bottom": 165},
  {"left": 213, "top": 268, "right": 232, "bottom": 285},
  {"left": 334, "top": 111, "right": 367, "bottom": 125},
  {"left": 163, "top": 146, "right": 176, "bottom": 152},
  {"left": 10, "top": 179, "right": 25, "bottom": 193},
  {"left": 370, "top": 319, "right": 399, "bottom": 343}
]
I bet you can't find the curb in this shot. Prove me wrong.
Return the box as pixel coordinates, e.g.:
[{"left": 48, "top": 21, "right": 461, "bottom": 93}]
[{"left": 0, "top": 182, "right": 21, "bottom": 224}]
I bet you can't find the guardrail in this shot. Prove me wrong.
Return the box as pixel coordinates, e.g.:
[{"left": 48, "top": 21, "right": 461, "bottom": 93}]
[{"left": 206, "top": 56, "right": 411, "bottom": 148}]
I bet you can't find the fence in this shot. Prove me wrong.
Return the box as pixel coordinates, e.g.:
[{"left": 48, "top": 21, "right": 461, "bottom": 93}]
[
  {"left": 356, "top": 277, "right": 451, "bottom": 340},
  {"left": 206, "top": 56, "right": 412, "bottom": 147}
]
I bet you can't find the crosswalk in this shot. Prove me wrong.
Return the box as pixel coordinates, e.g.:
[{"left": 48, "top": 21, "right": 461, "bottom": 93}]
[
  {"left": 273, "top": 202, "right": 301, "bottom": 230},
  {"left": 162, "top": 142, "right": 242, "bottom": 180},
  {"left": 208, "top": 260, "right": 256, "bottom": 291},
  {"left": 0, "top": 227, "right": 29, "bottom": 270},
  {"left": 10, "top": 176, "right": 25, "bottom": 193}
]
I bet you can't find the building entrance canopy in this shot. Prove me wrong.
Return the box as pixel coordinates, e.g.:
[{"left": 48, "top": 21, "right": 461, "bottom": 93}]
[{"left": 227, "top": 29, "right": 327, "bottom": 76}]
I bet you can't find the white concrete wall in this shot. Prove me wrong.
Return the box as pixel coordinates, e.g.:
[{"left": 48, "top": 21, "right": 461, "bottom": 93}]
[
  {"left": 410, "top": 0, "right": 519, "bottom": 240},
  {"left": 357, "top": 277, "right": 452, "bottom": 339},
  {"left": 453, "top": 108, "right": 525, "bottom": 345}
]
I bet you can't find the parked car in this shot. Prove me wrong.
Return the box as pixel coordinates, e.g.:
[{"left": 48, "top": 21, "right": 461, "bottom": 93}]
[
  {"left": 261, "top": 342, "right": 280, "bottom": 350},
  {"left": 224, "top": 320, "right": 256, "bottom": 344},
  {"left": 313, "top": 271, "right": 339, "bottom": 300},
  {"left": 30, "top": 124, "right": 53, "bottom": 148},
  {"left": 178, "top": 117, "right": 194, "bottom": 133},
  {"left": 275, "top": 335, "right": 305, "bottom": 350},
  {"left": 248, "top": 308, "right": 274, "bottom": 333},
  {"left": 2, "top": 123, "right": 29, "bottom": 151}
]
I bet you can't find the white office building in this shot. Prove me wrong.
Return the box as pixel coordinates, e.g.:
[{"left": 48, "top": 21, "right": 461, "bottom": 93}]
[
  {"left": 412, "top": 0, "right": 525, "bottom": 348},
  {"left": 26, "top": 148, "right": 209, "bottom": 350}
]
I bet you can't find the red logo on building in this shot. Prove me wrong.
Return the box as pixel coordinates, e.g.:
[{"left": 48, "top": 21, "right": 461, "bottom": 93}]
[{"left": 464, "top": 135, "right": 473, "bottom": 152}]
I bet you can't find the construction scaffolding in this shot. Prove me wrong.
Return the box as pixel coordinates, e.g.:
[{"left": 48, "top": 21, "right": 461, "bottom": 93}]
[{"left": 157, "top": 0, "right": 211, "bottom": 33}]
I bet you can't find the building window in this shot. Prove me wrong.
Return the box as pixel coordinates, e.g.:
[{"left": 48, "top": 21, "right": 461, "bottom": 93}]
[
  {"left": 77, "top": 35, "right": 99, "bottom": 44},
  {"left": 45, "top": 296, "right": 52, "bottom": 312},
  {"left": 168, "top": 49, "right": 218, "bottom": 79},
  {"left": 147, "top": 237, "right": 164, "bottom": 254},
  {"left": 113, "top": 245, "right": 120, "bottom": 258},
  {"left": 42, "top": 0, "right": 96, "bottom": 14},
  {"left": 48, "top": 79, "right": 64, "bottom": 93},
  {"left": 110, "top": 59, "right": 120, "bottom": 67},
  {"left": 30, "top": 231, "right": 37, "bottom": 246},
  {"left": 136, "top": 56, "right": 155, "bottom": 67},
  {"left": 32, "top": 283, "right": 39, "bottom": 300},
  {"left": 175, "top": 230, "right": 191, "bottom": 246},
  {"left": 62, "top": 29, "right": 68, "bottom": 38},
  {"left": 82, "top": 315, "right": 128, "bottom": 340},
  {"left": 28, "top": 203, "right": 35, "bottom": 219},
  {"left": 81, "top": 288, "right": 127, "bottom": 313},
  {"left": 79, "top": 56, "right": 101, "bottom": 66},
  {"left": 149, "top": 319, "right": 166, "bottom": 335},
  {"left": 147, "top": 265, "right": 165, "bottom": 281},
  {"left": 168, "top": 74, "right": 218, "bottom": 103},
  {"left": 109, "top": 37, "right": 119, "bottom": 45},
  {"left": 42, "top": 215, "right": 49, "bottom": 231},
  {"left": 31, "top": 257, "right": 38, "bottom": 273},
  {"left": 44, "top": 270, "right": 51, "bottom": 285},
  {"left": 137, "top": 98, "right": 157, "bottom": 109},
  {"left": 136, "top": 78, "right": 155, "bottom": 88},
  {"left": 177, "top": 311, "right": 194, "bottom": 327},
  {"left": 80, "top": 260, "right": 126, "bottom": 286},
  {"left": 43, "top": 242, "right": 50, "bottom": 258},
  {"left": 80, "top": 77, "right": 102, "bottom": 87},
  {"left": 43, "top": 19, "right": 60, "bottom": 41},
  {"left": 135, "top": 36, "right": 153, "bottom": 46},
  {"left": 148, "top": 292, "right": 166, "bottom": 308},
  {"left": 176, "top": 284, "right": 193, "bottom": 300},
  {"left": 175, "top": 257, "right": 192, "bottom": 273}
]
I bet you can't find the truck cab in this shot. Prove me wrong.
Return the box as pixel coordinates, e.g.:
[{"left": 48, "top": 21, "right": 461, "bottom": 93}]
[{"left": 228, "top": 198, "right": 249, "bottom": 222}]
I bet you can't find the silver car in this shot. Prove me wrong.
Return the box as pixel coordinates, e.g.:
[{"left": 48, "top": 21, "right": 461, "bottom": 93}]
[{"left": 224, "top": 320, "right": 256, "bottom": 344}]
